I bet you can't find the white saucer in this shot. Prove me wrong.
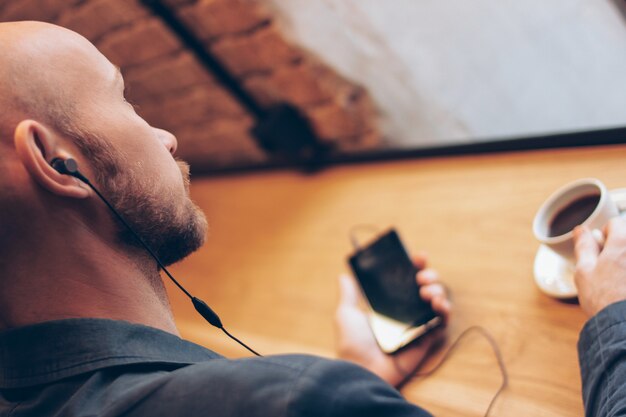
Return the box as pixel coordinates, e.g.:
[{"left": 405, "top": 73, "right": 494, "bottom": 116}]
[{"left": 534, "top": 188, "right": 626, "bottom": 299}]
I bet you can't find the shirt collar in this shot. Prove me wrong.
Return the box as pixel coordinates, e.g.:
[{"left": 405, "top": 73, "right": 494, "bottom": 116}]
[{"left": 0, "top": 318, "right": 221, "bottom": 389}]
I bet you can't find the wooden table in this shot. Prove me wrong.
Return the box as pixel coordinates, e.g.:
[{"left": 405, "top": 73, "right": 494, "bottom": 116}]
[{"left": 167, "top": 144, "right": 626, "bottom": 416}]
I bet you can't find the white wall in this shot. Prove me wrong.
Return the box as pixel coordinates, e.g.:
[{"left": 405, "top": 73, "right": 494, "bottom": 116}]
[{"left": 266, "top": 0, "right": 626, "bottom": 147}]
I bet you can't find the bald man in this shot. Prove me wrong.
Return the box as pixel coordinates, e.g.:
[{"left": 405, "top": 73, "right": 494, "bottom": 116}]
[
  {"left": 1, "top": 20, "right": 625, "bottom": 417},
  {"left": 0, "top": 21, "right": 453, "bottom": 417}
]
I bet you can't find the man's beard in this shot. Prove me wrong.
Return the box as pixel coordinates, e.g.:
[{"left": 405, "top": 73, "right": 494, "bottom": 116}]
[
  {"left": 69, "top": 124, "right": 208, "bottom": 267},
  {"left": 98, "top": 158, "right": 208, "bottom": 267}
]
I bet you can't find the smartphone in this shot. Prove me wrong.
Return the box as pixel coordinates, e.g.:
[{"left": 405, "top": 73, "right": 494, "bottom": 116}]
[{"left": 348, "top": 229, "right": 442, "bottom": 353}]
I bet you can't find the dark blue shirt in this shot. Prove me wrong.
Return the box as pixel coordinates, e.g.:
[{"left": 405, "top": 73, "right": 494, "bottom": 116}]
[
  {"left": 579, "top": 300, "right": 626, "bottom": 417},
  {"left": 0, "top": 318, "right": 432, "bottom": 417}
]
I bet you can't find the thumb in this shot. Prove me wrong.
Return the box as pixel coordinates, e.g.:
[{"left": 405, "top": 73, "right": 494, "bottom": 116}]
[
  {"left": 338, "top": 274, "right": 361, "bottom": 308},
  {"left": 574, "top": 226, "right": 599, "bottom": 272}
]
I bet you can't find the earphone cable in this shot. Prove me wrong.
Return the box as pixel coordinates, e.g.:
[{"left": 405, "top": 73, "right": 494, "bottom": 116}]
[
  {"left": 398, "top": 326, "right": 508, "bottom": 417},
  {"left": 63, "top": 163, "right": 262, "bottom": 357},
  {"left": 348, "top": 224, "right": 381, "bottom": 250},
  {"left": 78, "top": 174, "right": 193, "bottom": 299},
  {"left": 221, "top": 327, "right": 261, "bottom": 357}
]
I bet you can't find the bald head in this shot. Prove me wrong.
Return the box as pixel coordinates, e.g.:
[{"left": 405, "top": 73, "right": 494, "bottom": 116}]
[
  {"left": 0, "top": 21, "right": 125, "bottom": 195},
  {"left": 0, "top": 22, "right": 208, "bottom": 313},
  {"left": 0, "top": 20, "right": 131, "bottom": 247},
  {"left": 0, "top": 21, "right": 105, "bottom": 143}
]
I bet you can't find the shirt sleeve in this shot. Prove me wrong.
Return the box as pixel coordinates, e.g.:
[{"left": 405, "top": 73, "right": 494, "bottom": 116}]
[
  {"left": 288, "top": 357, "right": 432, "bottom": 417},
  {"left": 578, "top": 300, "right": 626, "bottom": 417}
]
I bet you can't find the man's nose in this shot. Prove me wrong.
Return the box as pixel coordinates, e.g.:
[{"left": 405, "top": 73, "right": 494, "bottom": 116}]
[{"left": 155, "top": 128, "right": 178, "bottom": 155}]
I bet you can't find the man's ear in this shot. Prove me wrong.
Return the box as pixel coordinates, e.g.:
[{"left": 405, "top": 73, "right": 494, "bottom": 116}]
[{"left": 13, "top": 119, "right": 89, "bottom": 199}]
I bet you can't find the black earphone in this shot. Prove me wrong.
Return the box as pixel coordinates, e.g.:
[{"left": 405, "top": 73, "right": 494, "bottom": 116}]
[{"left": 50, "top": 157, "right": 260, "bottom": 356}]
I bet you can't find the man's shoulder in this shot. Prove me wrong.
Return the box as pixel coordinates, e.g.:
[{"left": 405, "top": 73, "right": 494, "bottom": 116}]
[
  {"left": 129, "top": 354, "right": 432, "bottom": 417},
  {"left": 162, "top": 353, "right": 373, "bottom": 394}
]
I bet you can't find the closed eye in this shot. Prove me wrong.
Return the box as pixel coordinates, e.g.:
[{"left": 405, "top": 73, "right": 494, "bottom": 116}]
[{"left": 122, "top": 86, "right": 140, "bottom": 111}]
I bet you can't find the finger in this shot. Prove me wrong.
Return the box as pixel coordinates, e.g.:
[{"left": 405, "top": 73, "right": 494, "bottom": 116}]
[
  {"left": 420, "top": 283, "right": 446, "bottom": 302},
  {"left": 431, "top": 295, "right": 451, "bottom": 314},
  {"left": 338, "top": 274, "right": 362, "bottom": 308},
  {"left": 604, "top": 217, "right": 626, "bottom": 250},
  {"left": 574, "top": 226, "right": 599, "bottom": 272},
  {"left": 591, "top": 229, "right": 606, "bottom": 249},
  {"left": 417, "top": 268, "right": 439, "bottom": 285},
  {"left": 412, "top": 251, "right": 428, "bottom": 270},
  {"left": 431, "top": 295, "right": 451, "bottom": 324}
]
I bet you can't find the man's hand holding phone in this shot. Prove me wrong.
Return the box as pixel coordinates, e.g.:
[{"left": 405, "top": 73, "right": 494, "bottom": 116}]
[{"left": 335, "top": 253, "right": 452, "bottom": 387}]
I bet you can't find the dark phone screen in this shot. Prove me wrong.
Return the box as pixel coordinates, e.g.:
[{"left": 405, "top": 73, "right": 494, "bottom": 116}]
[{"left": 349, "top": 230, "right": 437, "bottom": 326}]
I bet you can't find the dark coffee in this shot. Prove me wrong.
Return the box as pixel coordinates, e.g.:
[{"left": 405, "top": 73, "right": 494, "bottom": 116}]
[{"left": 549, "top": 194, "right": 601, "bottom": 237}]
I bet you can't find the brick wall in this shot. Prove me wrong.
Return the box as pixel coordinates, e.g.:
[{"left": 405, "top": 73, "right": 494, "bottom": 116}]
[{"left": 0, "top": 0, "right": 381, "bottom": 171}]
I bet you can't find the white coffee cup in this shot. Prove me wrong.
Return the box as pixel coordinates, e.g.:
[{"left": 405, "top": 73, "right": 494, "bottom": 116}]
[{"left": 533, "top": 178, "right": 619, "bottom": 262}]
